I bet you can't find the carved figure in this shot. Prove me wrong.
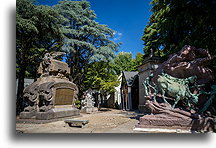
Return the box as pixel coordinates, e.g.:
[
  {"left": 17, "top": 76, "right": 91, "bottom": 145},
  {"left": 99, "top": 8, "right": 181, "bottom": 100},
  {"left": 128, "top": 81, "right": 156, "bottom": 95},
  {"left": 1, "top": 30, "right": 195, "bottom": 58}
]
[
  {"left": 38, "top": 52, "right": 66, "bottom": 77},
  {"left": 38, "top": 82, "right": 54, "bottom": 112},
  {"left": 23, "top": 83, "right": 39, "bottom": 112},
  {"left": 143, "top": 73, "right": 157, "bottom": 101},
  {"left": 156, "top": 73, "right": 200, "bottom": 109},
  {"left": 152, "top": 45, "right": 214, "bottom": 86}
]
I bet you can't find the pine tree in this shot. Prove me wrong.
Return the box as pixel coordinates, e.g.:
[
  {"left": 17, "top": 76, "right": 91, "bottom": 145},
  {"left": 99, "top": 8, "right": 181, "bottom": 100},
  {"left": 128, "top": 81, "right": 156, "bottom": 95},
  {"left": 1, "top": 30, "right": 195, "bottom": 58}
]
[
  {"left": 142, "top": 0, "right": 216, "bottom": 62},
  {"left": 16, "top": 0, "right": 64, "bottom": 114},
  {"left": 54, "top": 0, "right": 119, "bottom": 93}
]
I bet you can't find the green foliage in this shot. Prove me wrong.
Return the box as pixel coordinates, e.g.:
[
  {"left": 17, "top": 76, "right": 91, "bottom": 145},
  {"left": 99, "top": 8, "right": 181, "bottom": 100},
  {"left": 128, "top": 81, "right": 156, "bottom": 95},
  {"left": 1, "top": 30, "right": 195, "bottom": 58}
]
[
  {"left": 84, "top": 62, "right": 119, "bottom": 94},
  {"left": 142, "top": 0, "right": 216, "bottom": 61},
  {"left": 132, "top": 52, "right": 143, "bottom": 70},
  {"left": 112, "top": 52, "right": 134, "bottom": 75},
  {"left": 16, "top": 0, "right": 64, "bottom": 78},
  {"left": 75, "top": 99, "right": 81, "bottom": 109},
  {"left": 54, "top": 1, "right": 119, "bottom": 94},
  {"left": 112, "top": 52, "right": 143, "bottom": 75}
]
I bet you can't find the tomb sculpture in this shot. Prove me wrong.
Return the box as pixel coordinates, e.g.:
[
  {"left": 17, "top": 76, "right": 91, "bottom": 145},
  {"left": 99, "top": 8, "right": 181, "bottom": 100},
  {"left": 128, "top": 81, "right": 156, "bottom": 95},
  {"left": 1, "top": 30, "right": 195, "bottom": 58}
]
[{"left": 136, "top": 45, "right": 215, "bottom": 132}]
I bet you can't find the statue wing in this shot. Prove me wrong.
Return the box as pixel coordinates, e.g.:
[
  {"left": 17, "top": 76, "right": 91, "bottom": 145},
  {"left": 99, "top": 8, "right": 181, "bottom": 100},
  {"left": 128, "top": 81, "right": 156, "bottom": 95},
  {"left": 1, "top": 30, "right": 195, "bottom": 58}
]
[{"left": 50, "top": 51, "right": 66, "bottom": 59}]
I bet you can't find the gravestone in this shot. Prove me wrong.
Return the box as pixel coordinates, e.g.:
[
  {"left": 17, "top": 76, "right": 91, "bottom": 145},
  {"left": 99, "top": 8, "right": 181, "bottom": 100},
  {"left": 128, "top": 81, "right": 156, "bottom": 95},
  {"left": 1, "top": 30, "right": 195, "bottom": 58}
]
[
  {"left": 81, "top": 89, "right": 98, "bottom": 113},
  {"left": 20, "top": 52, "right": 80, "bottom": 120}
]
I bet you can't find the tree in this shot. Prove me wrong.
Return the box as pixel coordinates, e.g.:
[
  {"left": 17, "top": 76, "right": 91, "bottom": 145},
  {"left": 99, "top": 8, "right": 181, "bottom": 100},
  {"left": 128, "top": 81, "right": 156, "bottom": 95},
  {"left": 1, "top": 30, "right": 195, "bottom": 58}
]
[
  {"left": 54, "top": 0, "right": 119, "bottom": 94},
  {"left": 142, "top": 0, "right": 216, "bottom": 64},
  {"left": 84, "top": 61, "right": 119, "bottom": 94},
  {"left": 112, "top": 52, "right": 135, "bottom": 75},
  {"left": 16, "top": 0, "right": 64, "bottom": 114},
  {"left": 132, "top": 52, "right": 143, "bottom": 71}
]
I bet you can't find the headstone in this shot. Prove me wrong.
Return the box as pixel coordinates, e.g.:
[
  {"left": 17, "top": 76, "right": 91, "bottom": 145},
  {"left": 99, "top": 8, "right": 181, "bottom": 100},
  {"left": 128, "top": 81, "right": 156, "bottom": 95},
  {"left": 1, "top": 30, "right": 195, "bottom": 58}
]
[
  {"left": 81, "top": 89, "right": 98, "bottom": 113},
  {"left": 20, "top": 52, "right": 80, "bottom": 120}
]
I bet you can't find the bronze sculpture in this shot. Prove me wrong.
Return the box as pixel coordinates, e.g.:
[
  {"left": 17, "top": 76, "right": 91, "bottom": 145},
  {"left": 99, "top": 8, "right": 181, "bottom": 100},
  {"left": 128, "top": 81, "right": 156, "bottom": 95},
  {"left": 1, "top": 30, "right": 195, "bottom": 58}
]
[{"left": 136, "top": 45, "right": 215, "bottom": 132}]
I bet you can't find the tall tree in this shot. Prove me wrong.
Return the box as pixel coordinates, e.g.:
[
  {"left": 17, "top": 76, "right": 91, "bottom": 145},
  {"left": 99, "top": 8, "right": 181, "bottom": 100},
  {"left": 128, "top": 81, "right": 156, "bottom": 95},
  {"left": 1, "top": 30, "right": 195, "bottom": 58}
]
[
  {"left": 142, "top": 0, "right": 216, "bottom": 63},
  {"left": 54, "top": 0, "right": 119, "bottom": 94},
  {"left": 16, "top": 0, "right": 64, "bottom": 114}
]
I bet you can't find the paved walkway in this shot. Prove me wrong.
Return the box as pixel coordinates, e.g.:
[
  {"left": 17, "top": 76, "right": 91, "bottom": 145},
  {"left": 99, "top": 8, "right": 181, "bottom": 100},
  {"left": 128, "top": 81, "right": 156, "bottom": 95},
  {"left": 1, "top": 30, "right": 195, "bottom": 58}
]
[{"left": 16, "top": 108, "right": 144, "bottom": 133}]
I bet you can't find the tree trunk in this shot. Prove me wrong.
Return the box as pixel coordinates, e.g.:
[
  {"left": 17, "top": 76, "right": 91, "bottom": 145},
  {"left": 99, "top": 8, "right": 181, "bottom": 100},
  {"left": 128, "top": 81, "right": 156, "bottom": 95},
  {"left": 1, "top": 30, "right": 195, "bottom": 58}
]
[{"left": 16, "top": 63, "right": 26, "bottom": 115}]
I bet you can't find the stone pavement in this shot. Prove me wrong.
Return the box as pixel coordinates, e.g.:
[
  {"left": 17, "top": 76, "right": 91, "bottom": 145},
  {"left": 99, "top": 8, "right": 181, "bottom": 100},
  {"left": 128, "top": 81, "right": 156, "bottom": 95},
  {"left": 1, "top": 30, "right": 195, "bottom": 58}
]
[{"left": 16, "top": 108, "right": 144, "bottom": 133}]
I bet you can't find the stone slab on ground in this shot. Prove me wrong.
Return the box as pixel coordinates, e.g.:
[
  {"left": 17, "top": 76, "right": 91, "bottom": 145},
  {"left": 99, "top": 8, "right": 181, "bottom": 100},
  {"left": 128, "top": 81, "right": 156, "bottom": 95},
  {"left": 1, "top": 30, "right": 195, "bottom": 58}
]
[{"left": 64, "top": 119, "right": 89, "bottom": 128}]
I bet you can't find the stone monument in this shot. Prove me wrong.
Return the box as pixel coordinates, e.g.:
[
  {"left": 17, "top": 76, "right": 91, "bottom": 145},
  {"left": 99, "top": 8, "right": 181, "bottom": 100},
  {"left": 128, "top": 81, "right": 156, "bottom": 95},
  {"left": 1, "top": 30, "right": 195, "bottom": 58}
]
[
  {"left": 135, "top": 45, "right": 215, "bottom": 133},
  {"left": 20, "top": 52, "right": 80, "bottom": 120},
  {"left": 81, "top": 89, "right": 98, "bottom": 113}
]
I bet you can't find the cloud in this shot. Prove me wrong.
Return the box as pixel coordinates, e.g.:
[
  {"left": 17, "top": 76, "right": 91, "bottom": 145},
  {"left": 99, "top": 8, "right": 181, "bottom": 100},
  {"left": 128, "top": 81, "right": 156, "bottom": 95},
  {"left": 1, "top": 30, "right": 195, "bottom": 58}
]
[
  {"left": 113, "top": 32, "right": 123, "bottom": 41},
  {"left": 118, "top": 32, "right": 122, "bottom": 36}
]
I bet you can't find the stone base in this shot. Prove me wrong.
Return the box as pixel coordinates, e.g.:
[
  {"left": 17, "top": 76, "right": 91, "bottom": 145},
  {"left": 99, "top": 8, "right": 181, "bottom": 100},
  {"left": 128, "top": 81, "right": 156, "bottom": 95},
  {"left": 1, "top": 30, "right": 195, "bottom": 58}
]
[
  {"left": 81, "top": 107, "right": 98, "bottom": 114},
  {"left": 138, "top": 105, "right": 151, "bottom": 113},
  {"left": 36, "top": 107, "right": 80, "bottom": 120},
  {"left": 19, "top": 111, "right": 36, "bottom": 119},
  {"left": 135, "top": 114, "right": 215, "bottom": 133}
]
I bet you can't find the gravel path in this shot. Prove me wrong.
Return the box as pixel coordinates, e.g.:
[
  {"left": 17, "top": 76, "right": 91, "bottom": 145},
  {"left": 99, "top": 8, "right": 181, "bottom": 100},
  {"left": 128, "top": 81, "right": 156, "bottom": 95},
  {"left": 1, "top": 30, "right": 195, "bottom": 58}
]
[{"left": 16, "top": 108, "right": 143, "bottom": 133}]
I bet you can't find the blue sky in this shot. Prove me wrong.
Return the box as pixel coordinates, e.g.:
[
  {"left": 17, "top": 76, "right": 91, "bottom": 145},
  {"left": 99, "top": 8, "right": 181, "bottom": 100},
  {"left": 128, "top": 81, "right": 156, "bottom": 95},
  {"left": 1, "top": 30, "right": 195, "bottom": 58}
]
[{"left": 37, "top": 0, "right": 152, "bottom": 58}]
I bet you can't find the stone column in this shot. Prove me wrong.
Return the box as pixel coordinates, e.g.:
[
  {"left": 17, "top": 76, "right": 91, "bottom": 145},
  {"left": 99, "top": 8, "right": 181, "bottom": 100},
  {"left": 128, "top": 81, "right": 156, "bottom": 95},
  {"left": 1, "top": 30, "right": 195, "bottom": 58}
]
[
  {"left": 138, "top": 56, "right": 162, "bottom": 113},
  {"left": 128, "top": 86, "right": 132, "bottom": 110}
]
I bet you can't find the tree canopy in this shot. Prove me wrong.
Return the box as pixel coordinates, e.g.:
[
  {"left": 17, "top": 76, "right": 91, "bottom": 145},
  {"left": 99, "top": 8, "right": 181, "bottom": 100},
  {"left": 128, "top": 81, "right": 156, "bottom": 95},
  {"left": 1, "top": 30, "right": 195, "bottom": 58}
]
[
  {"left": 112, "top": 52, "right": 143, "bottom": 75},
  {"left": 84, "top": 61, "right": 119, "bottom": 94},
  {"left": 142, "top": 0, "right": 216, "bottom": 63}
]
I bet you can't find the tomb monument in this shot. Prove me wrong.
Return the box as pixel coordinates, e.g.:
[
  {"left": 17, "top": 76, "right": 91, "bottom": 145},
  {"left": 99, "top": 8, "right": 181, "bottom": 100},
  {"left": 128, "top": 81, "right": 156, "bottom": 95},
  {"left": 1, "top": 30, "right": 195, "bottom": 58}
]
[
  {"left": 135, "top": 45, "right": 215, "bottom": 132},
  {"left": 20, "top": 52, "right": 80, "bottom": 120}
]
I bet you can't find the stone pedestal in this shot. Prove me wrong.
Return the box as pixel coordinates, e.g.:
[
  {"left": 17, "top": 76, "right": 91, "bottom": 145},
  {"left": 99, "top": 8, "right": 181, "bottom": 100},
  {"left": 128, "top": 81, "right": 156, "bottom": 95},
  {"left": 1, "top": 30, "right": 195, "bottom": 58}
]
[
  {"left": 20, "top": 112, "right": 36, "bottom": 119},
  {"left": 36, "top": 106, "right": 80, "bottom": 120},
  {"left": 135, "top": 114, "right": 215, "bottom": 132},
  {"left": 81, "top": 107, "right": 98, "bottom": 114},
  {"left": 135, "top": 100, "right": 215, "bottom": 133}
]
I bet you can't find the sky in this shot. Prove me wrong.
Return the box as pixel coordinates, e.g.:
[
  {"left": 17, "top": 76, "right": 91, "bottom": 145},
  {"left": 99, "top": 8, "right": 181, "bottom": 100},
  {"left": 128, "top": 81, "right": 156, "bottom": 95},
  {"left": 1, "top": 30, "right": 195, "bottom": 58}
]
[{"left": 37, "top": 0, "right": 152, "bottom": 58}]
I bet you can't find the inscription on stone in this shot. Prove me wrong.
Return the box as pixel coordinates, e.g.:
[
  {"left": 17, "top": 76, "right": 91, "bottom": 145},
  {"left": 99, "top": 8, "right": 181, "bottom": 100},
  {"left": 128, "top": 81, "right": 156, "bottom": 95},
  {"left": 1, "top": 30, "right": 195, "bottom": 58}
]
[{"left": 55, "top": 88, "right": 74, "bottom": 105}]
